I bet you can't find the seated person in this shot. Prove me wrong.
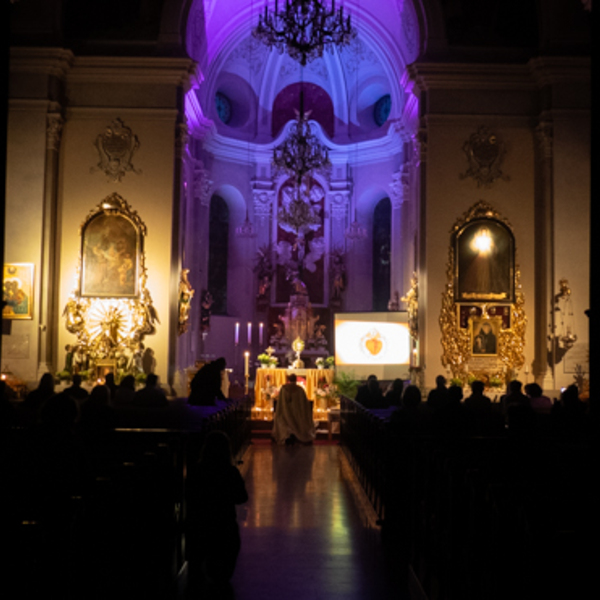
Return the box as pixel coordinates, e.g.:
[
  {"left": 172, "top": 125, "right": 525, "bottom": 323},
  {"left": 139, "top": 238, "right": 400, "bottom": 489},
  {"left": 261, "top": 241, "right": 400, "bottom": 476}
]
[
  {"left": 189, "top": 358, "right": 227, "bottom": 406},
  {"left": 272, "top": 374, "right": 316, "bottom": 445},
  {"left": 133, "top": 373, "right": 168, "bottom": 407},
  {"left": 63, "top": 373, "right": 89, "bottom": 403},
  {"left": 355, "top": 374, "right": 387, "bottom": 409},
  {"left": 524, "top": 382, "right": 552, "bottom": 412}
]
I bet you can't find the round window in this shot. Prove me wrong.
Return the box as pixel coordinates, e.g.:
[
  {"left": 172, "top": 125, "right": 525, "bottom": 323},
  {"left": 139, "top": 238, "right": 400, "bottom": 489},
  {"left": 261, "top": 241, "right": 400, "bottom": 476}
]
[
  {"left": 374, "top": 94, "right": 391, "bottom": 127},
  {"left": 215, "top": 92, "right": 232, "bottom": 124}
]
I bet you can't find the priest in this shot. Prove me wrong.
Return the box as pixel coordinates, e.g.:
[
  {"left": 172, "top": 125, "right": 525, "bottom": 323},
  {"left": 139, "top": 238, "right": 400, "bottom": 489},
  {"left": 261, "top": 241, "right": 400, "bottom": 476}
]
[{"left": 272, "top": 373, "right": 316, "bottom": 445}]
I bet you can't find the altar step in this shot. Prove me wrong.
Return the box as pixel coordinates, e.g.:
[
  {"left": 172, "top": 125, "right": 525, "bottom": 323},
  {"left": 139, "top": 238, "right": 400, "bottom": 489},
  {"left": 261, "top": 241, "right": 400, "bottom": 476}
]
[{"left": 250, "top": 418, "right": 339, "bottom": 442}]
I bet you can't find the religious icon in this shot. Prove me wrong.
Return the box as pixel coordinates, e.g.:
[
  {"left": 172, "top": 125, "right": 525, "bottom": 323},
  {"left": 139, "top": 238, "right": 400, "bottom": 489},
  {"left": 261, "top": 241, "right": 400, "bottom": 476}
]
[
  {"left": 455, "top": 218, "right": 514, "bottom": 302},
  {"left": 469, "top": 317, "right": 501, "bottom": 356},
  {"left": 81, "top": 212, "right": 139, "bottom": 297},
  {"left": 3, "top": 263, "right": 34, "bottom": 319}
]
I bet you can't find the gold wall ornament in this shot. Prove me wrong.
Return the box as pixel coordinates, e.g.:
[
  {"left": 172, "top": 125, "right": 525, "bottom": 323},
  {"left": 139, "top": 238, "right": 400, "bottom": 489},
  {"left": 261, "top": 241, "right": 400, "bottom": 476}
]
[
  {"left": 178, "top": 269, "right": 195, "bottom": 336},
  {"left": 92, "top": 118, "right": 141, "bottom": 183},
  {"left": 440, "top": 203, "right": 526, "bottom": 383},
  {"left": 460, "top": 126, "right": 509, "bottom": 188},
  {"left": 401, "top": 272, "right": 419, "bottom": 341},
  {"left": 64, "top": 193, "right": 159, "bottom": 367}
]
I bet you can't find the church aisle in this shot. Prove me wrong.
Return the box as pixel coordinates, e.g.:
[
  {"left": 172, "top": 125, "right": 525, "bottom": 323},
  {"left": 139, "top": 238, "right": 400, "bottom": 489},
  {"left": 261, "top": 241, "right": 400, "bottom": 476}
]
[{"left": 230, "top": 443, "right": 411, "bottom": 600}]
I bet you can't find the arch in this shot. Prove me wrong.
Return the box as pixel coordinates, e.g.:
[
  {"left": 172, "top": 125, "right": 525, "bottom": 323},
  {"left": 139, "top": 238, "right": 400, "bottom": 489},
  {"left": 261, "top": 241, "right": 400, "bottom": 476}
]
[{"left": 272, "top": 82, "right": 335, "bottom": 139}]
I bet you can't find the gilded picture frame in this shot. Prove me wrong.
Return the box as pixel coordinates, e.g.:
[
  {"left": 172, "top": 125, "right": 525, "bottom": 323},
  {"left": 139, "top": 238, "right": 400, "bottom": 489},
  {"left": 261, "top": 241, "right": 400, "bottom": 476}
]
[
  {"left": 80, "top": 205, "right": 141, "bottom": 298},
  {"left": 3, "top": 263, "right": 34, "bottom": 320}
]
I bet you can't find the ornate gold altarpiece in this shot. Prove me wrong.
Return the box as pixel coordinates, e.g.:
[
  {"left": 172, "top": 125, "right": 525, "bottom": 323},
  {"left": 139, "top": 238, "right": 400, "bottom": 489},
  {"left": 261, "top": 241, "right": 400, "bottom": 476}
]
[
  {"left": 440, "top": 201, "right": 526, "bottom": 386},
  {"left": 63, "top": 193, "right": 159, "bottom": 371}
]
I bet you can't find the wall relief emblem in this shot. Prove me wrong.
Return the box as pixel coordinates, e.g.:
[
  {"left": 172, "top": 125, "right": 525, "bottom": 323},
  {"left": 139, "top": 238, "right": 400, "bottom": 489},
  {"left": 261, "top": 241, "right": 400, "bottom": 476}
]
[
  {"left": 460, "top": 126, "right": 509, "bottom": 188},
  {"left": 92, "top": 118, "right": 141, "bottom": 183}
]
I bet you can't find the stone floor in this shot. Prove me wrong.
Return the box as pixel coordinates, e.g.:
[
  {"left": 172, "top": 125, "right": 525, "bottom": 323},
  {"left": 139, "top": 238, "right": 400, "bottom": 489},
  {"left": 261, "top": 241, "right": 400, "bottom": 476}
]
[{"left": 217, "top": 441, "right": 413, "bottom": 600}]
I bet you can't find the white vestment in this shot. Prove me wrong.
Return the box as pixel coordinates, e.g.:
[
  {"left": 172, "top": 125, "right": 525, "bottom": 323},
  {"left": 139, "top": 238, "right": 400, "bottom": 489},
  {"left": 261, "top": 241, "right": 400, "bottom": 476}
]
[{"left": 272, "top": 383, "right": 316, "bottom": 444}]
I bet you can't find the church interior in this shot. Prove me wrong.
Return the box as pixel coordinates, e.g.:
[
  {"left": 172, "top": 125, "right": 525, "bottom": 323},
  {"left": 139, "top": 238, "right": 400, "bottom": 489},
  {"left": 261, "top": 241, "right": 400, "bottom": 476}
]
[{"left": 1, "top": 1, "right": 594, "bottom": 599}]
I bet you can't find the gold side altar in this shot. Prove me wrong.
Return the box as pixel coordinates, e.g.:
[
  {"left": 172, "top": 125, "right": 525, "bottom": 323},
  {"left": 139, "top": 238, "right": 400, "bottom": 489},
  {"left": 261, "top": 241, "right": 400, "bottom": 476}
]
[{"left": 253, "top": 367, "right": 335, "bottom": 418}]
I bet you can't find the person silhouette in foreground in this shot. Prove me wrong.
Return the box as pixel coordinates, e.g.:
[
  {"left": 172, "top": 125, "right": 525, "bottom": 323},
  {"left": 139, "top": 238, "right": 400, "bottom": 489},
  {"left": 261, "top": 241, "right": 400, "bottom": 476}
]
[
  {"left": 133, "top": 373, "right": 168, "bottom": 407},
  {"left": 427, "top": 375, "right": 450, "bottom": 411},
  {"left": 384, "top": 378, "right": 404, "bottom": 408},
  {"left": 186, "top": 431, "right": 248, "bottom": 596},
  {"left": 63, "top": 373, "right": 89, "bottom": 403},
  {"left": 271, "top": 373, "right": 316, "bottom": 445},
  {"left": 355, "top": 374, "right": 387, "bottom": 409},
  {"left": 189, "top": 358, "right": 227, "bottom": 406}
]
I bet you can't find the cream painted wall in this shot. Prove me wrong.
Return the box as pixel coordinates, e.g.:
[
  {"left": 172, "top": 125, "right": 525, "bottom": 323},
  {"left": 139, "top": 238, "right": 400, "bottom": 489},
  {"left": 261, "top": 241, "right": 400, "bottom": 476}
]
[
  {"left": 551, "top": 113, "right": 591, "bottom": 390},
  {"left": 422, "top": 117, "right": 537, "bottom": 389},
  {"left": 57, "top": 110, "right": 178, "bottom": 387},
  {"left": 2, "top": 103, "right": 49, "bottom": 385}
]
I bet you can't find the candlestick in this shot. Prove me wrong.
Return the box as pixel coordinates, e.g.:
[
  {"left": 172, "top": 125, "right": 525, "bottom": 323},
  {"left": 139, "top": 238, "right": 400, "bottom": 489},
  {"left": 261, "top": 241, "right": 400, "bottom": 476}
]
[
  {"left": 247, "top": 322, "right": 252, "bottom": 346},
  {"left": 235, "top": 322, "right": 240, "bottom": 346},
  {"left": 259, "top": 322, "right": 264, "bottom": 346}
]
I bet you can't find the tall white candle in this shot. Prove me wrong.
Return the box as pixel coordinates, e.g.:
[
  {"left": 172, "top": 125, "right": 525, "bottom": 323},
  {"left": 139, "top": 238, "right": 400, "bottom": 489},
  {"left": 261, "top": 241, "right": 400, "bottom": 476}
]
[
  {"left": 244, "top": 352, "right": 249, "bottom": 377},
  {"left": 259, "top": 322, "right": 264, "bottom": 346},
  {"left": 235, "top": 322, "right": 240, "bottom": 346},
  {"left": 247, "top": 322, "right": 252, "bottom": 345}
]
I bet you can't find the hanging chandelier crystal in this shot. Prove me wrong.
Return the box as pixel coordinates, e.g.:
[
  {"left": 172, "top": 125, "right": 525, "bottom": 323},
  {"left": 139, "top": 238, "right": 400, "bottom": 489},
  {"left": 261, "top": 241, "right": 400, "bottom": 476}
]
[
  {"left": 235, "top": 207, "right": 256, "bottom": 238},
  {"left": 345, "top": 206, "right": 366, "bottom": 241},
  {"left": 253, "top": 0, "right": 356, "bottom": 66},
  {"left": 273, "top": 110, "right": 331, "bottom": 185}
]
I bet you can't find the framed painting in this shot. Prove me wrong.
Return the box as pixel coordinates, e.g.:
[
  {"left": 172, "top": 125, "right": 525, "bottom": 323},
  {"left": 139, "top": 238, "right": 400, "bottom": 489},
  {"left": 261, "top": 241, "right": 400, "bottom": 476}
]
[
  {"left": 3, "top": 263, "right": 34, "bottom": 319},
  {"left": 80, "top": 212, "right": 140, "bottom": 298},
  {"left": 469, "top": 316, "right": 503, "bottom": 357},
  {"left": 455, "top": 218, "right": 514, "bottom": 303}
]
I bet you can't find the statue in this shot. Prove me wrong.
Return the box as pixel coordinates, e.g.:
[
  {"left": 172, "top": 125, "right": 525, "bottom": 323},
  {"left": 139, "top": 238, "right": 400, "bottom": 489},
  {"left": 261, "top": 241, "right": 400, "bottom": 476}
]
[{"left": 330, "top": 249, "right": 346, "bottom": 306}]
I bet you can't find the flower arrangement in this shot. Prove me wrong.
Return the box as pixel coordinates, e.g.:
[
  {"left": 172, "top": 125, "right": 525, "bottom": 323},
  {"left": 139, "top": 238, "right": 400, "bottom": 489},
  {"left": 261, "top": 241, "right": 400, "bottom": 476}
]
[
  {"left": 264, "top": 384, "right": 280, "bottom": 402},
  {"left": 488, "top": 376, "right": 503, "bottom": 388},
  {"left": 315, "top": 356, "right": 335, "bottom": 369},
  {"left": 258, "top": 353, "right": 278, "bottom": 367},
  {"left": 315, "top": 381, "right": 340, "bottom": 408}
]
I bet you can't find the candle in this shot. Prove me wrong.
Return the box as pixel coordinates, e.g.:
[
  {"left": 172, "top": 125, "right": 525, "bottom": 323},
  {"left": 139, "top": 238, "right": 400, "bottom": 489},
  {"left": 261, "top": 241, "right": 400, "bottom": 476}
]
[
  {"left": 247, "top": 322, "right": 252, "bottom": 345},
  {"left": 235, "top": 322, "right": 240, "bottom": 346},
  {"left": 244, "top": 352, "right": 250, "bottom": 377},
  {"left": 259, "top": 322, "right": 264, "bottom": 345}
]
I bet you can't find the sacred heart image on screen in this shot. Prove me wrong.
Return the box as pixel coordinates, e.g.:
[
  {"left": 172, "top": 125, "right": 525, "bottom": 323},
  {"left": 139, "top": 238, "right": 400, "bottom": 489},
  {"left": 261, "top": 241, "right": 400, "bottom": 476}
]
[{"left": 361, "top": 330, "right": 384, "bottom": 356}]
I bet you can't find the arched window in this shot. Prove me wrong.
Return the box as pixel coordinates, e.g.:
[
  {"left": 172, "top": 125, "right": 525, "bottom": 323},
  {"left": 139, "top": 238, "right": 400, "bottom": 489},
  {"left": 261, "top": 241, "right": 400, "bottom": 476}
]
[
  {"left": 372, "top": 198, "right": 391, "bottom": 311},
  {"left": 208, "top": 195, "right": 229, "bottom": 315}
]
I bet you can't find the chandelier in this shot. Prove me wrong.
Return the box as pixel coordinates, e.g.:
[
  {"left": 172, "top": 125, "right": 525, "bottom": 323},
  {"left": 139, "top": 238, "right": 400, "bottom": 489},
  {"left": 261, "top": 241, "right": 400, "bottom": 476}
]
[
  {"left": 273, "top": 108, "right": 331, "bottom": 185},
  {"left": 277, "top": 189, "right": 321, "bottom": 234},
  {"left": 253, "top": 0, "right": 356, "bottom": 66}
]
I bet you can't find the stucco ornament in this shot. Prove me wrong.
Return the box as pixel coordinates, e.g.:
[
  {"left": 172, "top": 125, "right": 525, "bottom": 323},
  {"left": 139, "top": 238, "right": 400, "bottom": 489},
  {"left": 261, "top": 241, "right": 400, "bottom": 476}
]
[
  {"left": 92, "top": 118, "right": 141, "bottom": 183},
  {"left": 460, "top": 126, "right": 509, "bottom": 188}
]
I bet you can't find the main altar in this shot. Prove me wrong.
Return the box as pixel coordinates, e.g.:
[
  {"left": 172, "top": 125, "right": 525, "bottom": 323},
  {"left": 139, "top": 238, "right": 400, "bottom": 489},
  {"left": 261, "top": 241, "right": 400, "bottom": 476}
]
[{"left": 254, "top": 367, "right": 335, "bottom": 420}]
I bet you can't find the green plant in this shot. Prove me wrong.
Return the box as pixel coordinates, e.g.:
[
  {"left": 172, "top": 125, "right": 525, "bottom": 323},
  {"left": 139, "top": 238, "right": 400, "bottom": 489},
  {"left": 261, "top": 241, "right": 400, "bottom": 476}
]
[
  {"left": 488, "top": 376, "right": 503, "bottom": 388},
  {"left": 325, "top": 356, "right": 335, "bottom": 367},
  {"left": 257, "top": 353, "right": 271, "bottom": 364},
  {"left": 56, "top": 370, "right": 71, "bottom": 382},
  {"left": 333, "top": 370, "right": 358, "bottom": 399},
  {"left": 450, "top": 376, "right": 463, "bottom": 387}
]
